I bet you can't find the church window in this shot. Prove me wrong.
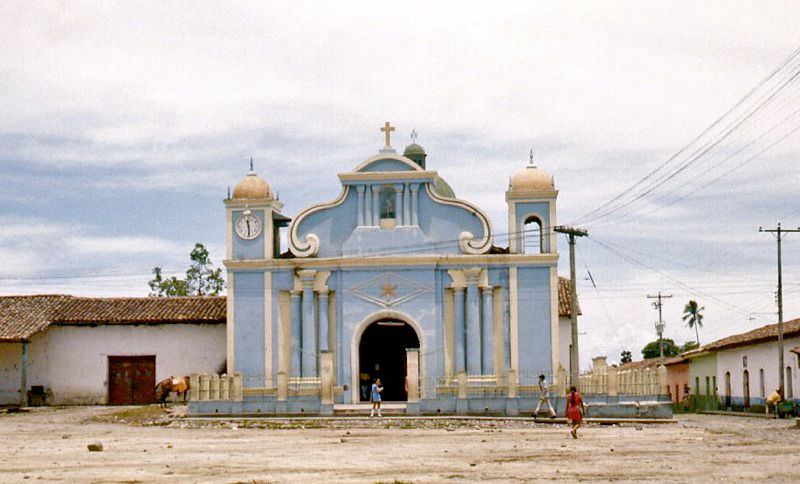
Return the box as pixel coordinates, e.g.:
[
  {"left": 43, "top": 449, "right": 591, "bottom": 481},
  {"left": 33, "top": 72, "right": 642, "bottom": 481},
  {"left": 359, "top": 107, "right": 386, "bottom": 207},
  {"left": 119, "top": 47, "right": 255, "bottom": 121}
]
[
  {"left": 522, "top": 216, "right": 544, "bottom": 254},
  {"left": 379, "top": 186, "right": 396, "bottom": 219}
]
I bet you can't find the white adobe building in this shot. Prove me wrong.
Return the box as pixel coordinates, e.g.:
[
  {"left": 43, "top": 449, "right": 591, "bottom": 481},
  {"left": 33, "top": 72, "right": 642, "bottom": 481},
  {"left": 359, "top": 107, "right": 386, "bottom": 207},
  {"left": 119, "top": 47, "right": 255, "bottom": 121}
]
[
  {"left": 0, "top": 295, "right": 226, "bottom": 406},
  {"left": 712, "top": 318, "right": 800, "bottom": 407}
]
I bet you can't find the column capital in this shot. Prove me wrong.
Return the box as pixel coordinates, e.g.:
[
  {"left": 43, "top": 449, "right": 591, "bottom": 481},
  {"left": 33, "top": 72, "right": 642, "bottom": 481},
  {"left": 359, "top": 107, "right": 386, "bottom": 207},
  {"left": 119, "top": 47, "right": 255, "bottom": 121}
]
[
  {"left": 298, "top": 269, "right": 316, "bottom": 287},
  {"left": 394, "top": 183, "right": 404, "bottom": 191},
  {"left": 480, "top": 285, "right": 494, "bottom": 294},
  {"left": 356, "top": 185, "right": 366, "bottom": 194},
  {"left": 452, "top": 286, "right": 466, "bottom": 293},
  {"left": 409, "top": 183, "right": 419, "bottom": 193},
  {"left": 464, "top": 267, "right": 482, "bottom": 285},
  {"left": 290, "top": 290, "right": 302, "bottom": 299}
]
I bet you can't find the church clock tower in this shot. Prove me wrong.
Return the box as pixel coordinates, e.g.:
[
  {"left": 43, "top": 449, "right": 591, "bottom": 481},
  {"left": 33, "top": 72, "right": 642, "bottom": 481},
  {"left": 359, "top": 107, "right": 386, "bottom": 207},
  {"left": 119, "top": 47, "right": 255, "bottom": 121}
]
[{"left": 224, "top": 161, "right": 287, "bottom": 375}]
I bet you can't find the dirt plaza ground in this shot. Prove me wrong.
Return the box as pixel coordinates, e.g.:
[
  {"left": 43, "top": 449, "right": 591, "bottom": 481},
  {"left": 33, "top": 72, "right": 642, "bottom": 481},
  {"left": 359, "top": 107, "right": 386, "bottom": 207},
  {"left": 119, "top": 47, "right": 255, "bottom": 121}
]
[{"left": 0, "top": 406, "right": 798, "bottom": 482}]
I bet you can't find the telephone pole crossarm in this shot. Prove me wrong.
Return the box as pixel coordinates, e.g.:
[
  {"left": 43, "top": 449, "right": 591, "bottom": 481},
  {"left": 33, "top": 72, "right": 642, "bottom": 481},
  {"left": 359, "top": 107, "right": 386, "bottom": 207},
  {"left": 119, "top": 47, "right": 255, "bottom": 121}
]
[{"left": 554, "top": 225, "right": 589, "bottom": 388}]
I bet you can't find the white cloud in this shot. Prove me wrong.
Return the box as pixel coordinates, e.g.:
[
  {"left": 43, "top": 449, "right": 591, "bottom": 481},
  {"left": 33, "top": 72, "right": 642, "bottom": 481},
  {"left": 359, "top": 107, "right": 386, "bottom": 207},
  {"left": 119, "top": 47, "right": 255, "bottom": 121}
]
[
  {"left": 64, "top": 235, "right": 183, "bottom": 255},
  {"left": 1, "top": 1, "right": 799, "bottom": 361}
]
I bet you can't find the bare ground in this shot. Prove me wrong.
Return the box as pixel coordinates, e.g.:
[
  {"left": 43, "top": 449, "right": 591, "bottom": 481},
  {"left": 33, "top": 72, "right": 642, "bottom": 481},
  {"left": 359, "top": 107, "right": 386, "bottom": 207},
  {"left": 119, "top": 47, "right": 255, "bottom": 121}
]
[{"left": 0, "top": 406, "right": 798, "bottom": 483}]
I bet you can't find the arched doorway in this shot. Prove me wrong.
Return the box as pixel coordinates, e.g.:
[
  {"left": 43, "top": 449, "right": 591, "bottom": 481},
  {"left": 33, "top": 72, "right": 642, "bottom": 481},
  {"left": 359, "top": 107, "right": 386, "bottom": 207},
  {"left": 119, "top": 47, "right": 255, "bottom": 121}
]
[
  {"left": 358, "top": 319, "right": 420, "bottom": 402},
  {"left": 724, "top": 371, "right": 731, "bottom": 409},
  {"left": 742, "top": 370, "right": 750, "bottom": 408}
]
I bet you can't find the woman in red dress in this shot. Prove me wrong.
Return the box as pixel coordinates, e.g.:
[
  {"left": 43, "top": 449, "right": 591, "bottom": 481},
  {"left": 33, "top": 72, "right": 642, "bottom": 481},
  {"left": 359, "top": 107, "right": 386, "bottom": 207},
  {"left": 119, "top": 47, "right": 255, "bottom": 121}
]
[{"left": 566, "top": 386, "right": 586, "bottom": 439}]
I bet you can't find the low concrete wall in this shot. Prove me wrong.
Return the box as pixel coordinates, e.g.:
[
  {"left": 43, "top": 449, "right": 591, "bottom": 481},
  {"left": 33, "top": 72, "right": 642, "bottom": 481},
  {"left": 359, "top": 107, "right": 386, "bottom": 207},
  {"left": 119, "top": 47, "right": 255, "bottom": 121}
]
[{"left": 188, "top": 393, "right": 674, "bottom": 418}]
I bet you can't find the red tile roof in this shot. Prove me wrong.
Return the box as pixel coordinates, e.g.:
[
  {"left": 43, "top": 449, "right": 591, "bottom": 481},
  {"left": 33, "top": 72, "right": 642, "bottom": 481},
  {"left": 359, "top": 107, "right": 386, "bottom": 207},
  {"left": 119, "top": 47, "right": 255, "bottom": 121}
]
[
  {"left": 0, "top": 295, "right": 225, "bottom": 342},
  {"left": 558, "top": 277, "right": 581, "bottom": 318},
  {"left": 700, "top": 318, "right": 800, "bottom": 353}
]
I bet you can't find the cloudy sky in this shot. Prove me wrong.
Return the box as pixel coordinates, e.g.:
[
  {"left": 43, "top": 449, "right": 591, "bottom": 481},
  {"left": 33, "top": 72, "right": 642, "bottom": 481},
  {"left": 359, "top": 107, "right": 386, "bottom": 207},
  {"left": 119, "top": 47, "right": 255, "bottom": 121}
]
[{"left": 2, "top": 2, "right": 799, "bottom": 368}]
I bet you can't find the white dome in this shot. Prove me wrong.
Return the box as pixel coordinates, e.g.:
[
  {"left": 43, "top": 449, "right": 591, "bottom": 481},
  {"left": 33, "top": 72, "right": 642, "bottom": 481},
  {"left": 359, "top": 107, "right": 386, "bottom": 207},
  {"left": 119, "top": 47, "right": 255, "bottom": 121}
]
[
  {"left": 232, "top": 171, "right": 272, "bottom": 200},
  {"left": 509, "top": 165, "right": 554, "bottom": 191}
]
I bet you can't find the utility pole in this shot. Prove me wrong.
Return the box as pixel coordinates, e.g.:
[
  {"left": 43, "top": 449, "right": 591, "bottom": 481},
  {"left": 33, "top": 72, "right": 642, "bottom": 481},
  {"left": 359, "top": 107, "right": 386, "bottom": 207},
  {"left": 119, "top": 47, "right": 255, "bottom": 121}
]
[
  {"left": 647, "top": 292, "right": 673, "bottom": 362},
  {"left": 759, "top": 223, "right": 800, "bottom": 395},
  {"left": 554, "top": 225, "right": 588, "bottom": 388}
]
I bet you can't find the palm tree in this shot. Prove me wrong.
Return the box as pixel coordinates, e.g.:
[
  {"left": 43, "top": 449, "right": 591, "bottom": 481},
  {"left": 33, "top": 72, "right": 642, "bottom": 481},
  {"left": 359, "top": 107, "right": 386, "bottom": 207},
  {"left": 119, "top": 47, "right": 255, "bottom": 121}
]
[{"left": 682, "top": 300, "right": 704, "bottom": 346}]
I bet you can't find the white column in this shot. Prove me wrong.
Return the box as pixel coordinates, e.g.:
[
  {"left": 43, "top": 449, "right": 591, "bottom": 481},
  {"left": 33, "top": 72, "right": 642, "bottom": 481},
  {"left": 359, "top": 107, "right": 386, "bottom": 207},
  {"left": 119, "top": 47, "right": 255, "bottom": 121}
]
[
  {"left": 403, "top": 183, "right": 411, "bottom": 226},
  {"left": 394, "top": 184, "right": 404, "bottom": 225},
  {"left": 365, "top": 185, "right": 372, "bottom": 225},
  {"left": 356, "top": 185, "right": 365, "bottom": 226},
  {"left": 481, "top": 286, "right": 494, "bottom": 375},
  {"left": 410, "top": 184, "right": 419, "bottom": 226},
  {"left": 300, "top": 272, "right": 317, "bottom": 377},
  {"left": 453, "top": 287, "right": 466, "bottom": 374},
  {"left": 318, "top": 290, "right": 329, "bottom": 352},
  {"left": 371, "top": 185, "right": 379, "bottom": 226},
  {"left": 290, "top": 291, "right": 302, "bottom": 377}
]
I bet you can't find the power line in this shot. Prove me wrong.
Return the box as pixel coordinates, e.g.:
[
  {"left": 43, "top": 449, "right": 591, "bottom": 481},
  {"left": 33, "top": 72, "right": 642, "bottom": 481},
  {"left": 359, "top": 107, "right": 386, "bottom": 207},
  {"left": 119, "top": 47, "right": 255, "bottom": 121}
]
[{"left": 572, "top": 45, "right": 800, "bottom": 226}]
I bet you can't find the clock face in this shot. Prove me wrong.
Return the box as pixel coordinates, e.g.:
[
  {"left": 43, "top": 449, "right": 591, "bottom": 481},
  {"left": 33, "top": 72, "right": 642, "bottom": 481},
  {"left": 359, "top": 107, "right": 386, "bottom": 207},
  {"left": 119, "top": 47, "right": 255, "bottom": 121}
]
[{"left": 235, "top": 213, "right": 262, "bottom": 240}]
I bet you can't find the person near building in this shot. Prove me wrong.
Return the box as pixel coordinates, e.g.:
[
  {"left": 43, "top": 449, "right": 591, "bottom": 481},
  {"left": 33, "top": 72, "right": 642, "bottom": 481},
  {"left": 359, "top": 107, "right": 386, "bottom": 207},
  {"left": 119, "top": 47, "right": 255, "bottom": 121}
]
[
  {"left": 370, "top": 378, "right": 384, "bottom": 417},
  {"left": 533, "top": 374, "right": 557, "bottom": 418},
  {"left": 566, "top": 385, "right": 586, "bottom": 439},
  {"left": 765, "top": 388, "right": 783, "bottom": 417}
]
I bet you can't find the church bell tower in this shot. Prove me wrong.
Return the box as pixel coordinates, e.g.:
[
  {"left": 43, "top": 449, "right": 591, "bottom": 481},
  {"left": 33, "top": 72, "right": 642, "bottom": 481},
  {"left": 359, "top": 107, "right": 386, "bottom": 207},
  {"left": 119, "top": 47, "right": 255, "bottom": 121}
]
[{"left": 506, "top": 154, "right": 558, "bottom": 254}]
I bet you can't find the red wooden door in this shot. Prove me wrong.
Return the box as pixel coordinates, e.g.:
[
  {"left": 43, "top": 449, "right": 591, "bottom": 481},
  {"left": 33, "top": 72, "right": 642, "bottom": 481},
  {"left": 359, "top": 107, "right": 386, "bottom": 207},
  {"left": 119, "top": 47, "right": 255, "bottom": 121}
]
[{"left": 107, "top": 356, "right": 156, "bottom": 405}]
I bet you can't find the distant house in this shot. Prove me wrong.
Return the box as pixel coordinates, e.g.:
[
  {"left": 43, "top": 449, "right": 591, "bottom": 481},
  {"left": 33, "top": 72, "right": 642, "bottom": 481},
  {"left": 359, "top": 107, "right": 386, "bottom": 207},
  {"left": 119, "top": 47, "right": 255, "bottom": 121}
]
[
  {"left": 682, "top": 347, "right": 719, "bottom": 410},
  {"left": 706, "top": 318, "right": 800, "bottom": 409},
  {"left": 0, "top": 295, "right": 226, "bottom": 406}
]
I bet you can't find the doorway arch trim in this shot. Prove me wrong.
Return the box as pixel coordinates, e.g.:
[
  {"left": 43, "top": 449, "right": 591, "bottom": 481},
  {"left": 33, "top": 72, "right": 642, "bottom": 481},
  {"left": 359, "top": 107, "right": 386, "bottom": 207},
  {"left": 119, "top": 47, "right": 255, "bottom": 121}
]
[{"left": 350, "top": 310, "right": 426, "bottom": 404}]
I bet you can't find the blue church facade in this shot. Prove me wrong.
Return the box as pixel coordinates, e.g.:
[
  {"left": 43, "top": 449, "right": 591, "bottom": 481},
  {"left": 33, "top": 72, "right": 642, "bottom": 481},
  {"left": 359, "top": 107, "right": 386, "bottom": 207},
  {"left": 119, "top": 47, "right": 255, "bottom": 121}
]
[{"left": 189, "top": 125, "right": 567, "bottom": 415}]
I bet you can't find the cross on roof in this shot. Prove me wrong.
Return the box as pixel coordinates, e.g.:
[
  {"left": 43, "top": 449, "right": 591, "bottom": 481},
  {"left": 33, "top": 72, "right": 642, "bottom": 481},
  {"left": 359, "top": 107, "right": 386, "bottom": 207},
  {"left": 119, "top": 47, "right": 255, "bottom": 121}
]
[{"left": 381, "top": 121, "right": 395, "bottom": 148}]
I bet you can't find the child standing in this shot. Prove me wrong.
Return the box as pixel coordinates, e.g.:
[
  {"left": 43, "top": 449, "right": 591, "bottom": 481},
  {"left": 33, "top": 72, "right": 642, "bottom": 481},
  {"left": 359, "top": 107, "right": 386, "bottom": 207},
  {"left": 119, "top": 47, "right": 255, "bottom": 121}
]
[{"left": 370, "top": 378, "right": 384, "bottom": 417}]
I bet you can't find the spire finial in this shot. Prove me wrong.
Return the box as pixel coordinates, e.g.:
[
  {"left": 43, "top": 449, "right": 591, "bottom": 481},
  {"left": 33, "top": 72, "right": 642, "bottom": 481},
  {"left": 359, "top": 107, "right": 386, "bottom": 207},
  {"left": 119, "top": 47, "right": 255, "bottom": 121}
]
[
  {"left": 410, "top": 128, "right": 418, "bottom": 143},
  {"left": 249, "top": 156, "right": 254, "bottom": 172},
  {"left": 529, "top": 149, "right": 534, "bottom": 165},
  {"left": 227, "top": 186, "right": 231, "bottom": 199}
]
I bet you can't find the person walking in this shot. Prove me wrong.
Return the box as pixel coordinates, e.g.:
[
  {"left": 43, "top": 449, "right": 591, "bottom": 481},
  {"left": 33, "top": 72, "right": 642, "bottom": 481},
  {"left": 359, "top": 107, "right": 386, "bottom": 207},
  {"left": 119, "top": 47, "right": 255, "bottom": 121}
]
[
  {"left": 566, "top": 385, "right": 586, "bottom": 439},
  {"left": 370, "top": 378, "right": 384, "bottom": 417},
  {"left": 533, "top": 374, "right": 557, "bottom": 418}
]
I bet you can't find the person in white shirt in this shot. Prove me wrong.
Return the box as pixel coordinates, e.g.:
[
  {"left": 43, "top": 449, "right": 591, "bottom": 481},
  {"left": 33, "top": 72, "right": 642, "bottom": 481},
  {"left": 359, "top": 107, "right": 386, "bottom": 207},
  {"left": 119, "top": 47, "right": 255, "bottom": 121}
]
[{"left": 534, "top": 374, "right": 557, "bottom": 418}]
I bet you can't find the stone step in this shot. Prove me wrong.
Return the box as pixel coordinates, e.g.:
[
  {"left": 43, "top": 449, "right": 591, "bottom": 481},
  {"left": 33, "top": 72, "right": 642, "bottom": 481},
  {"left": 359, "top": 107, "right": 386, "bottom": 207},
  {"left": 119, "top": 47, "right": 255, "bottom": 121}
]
[{"left": 334, "top": 403, "right": 407, "bottom": 415}]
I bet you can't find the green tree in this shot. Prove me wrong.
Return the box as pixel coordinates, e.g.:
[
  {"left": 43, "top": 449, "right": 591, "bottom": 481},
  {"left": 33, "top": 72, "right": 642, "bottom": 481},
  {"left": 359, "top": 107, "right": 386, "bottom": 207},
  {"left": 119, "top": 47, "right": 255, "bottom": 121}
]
[
  {"left": 641, "top": 338, "right": 680, "bottom": 359},
  {"left": 620, "top": 350, "right": 633, "bottom": 364},
  {"left": 680, "top": 340, "right": 699, "bottom": 353},
  {"left": 682, "top": 300, "right": 705, "bottom": 345},
  {"left": 149, "top": 243, "right": 225, "bottom": 297}
]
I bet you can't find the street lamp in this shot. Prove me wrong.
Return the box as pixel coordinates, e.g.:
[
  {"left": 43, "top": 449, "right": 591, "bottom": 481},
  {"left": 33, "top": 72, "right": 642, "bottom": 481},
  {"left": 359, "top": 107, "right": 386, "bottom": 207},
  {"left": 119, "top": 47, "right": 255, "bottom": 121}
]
[{"left": 655, "top": 320, "right": 666, "bottom": 361}]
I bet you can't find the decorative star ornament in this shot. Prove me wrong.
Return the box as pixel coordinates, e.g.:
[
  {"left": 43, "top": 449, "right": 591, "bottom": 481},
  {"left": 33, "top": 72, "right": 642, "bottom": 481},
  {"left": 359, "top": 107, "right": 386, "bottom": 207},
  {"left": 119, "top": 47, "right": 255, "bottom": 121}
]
[{"left": 380, "top": 283, "right": 397, "bottom": 298}]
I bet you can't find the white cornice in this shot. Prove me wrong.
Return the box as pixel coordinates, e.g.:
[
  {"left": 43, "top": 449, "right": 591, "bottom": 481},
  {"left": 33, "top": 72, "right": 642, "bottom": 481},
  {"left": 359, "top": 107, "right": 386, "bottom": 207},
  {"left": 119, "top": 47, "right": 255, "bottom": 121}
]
[
  {"left": 338, "top": 171, "right": 438, "bottom": 183},
  {"left": 224, "top": 253, "right": 558, "bottom": 270},
  {"left": 352, "top": 152, "right": 422, "bottom": 172}
]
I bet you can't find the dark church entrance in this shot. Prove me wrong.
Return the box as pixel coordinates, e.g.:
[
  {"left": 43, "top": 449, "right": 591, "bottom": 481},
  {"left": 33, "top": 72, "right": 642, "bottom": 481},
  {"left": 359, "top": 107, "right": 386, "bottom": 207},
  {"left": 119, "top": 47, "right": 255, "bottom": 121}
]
[{"left": 358, "top": 320, "right": 420, "bottom": 402}]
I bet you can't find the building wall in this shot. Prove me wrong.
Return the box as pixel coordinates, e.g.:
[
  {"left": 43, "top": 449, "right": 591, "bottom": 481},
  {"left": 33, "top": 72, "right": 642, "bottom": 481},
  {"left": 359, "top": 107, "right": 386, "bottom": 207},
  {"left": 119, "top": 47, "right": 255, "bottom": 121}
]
[
  {"left": 24, "top": 323, "right": 225, "bottom": 405},
  {"left": 0, "top": 343, "right": 22, "bottom": 405},
  {"left": 558, "top": 316, "right": 571, "bottom": 373},
  {"left": 516, "top": 266, "right": 552, "bottom": 384},
  {"left": 715, "top": 336, "right": 800, "bottom": 406},
  {"left": 666, "top": 363, "right": 689, "bottom": 403},
  {"left": 688, "top": 353, "right": 718, "bottom": 410}
]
